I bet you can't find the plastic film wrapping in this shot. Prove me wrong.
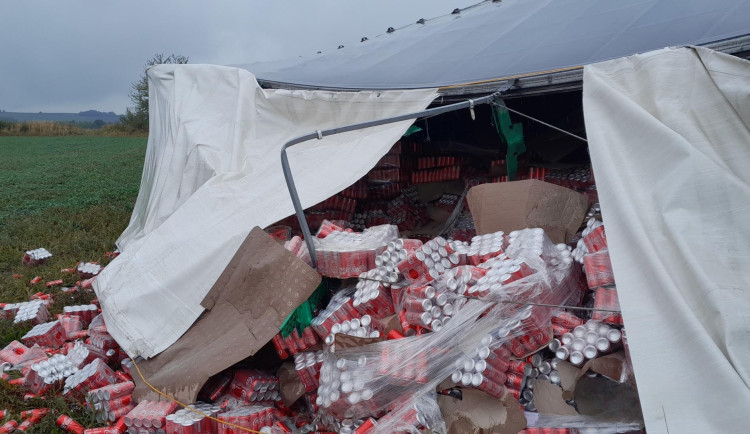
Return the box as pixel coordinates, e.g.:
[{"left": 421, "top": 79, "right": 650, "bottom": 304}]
[{"left": 315, "top": 229, "right": 582, "bottom": 432}]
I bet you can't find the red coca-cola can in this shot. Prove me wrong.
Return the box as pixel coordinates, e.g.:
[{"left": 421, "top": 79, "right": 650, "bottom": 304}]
[
  {"left": 584, "top": 225, "right": 607, "bottom": 253},
  {"left": 485, "top": 352, "right": 510, "bottom": 372},
  {"left": 476, "top": 378, "right": 505, "bottom": 398},
  {"left": 271, "top": 334, "right": 289, "bottom": 359},
  {"left": 551, "top": 324, "right": 570, "bottom": 338},
  {"left": 505, "top": 372, "right": 524, "bottom": 389},
  {"left": 481, "top": 365, "right": 507, "bottom": 385},
  {"left": 509, "top": 337, "right": 527, "bottom": 358},
  {"left": 0, "top": 420, "right": 18, "bottom": 434},
  {"left": 20, "top": 408, "right": 49, "bottom": 420},
  {"left": 551, "top": 311, "right": 584, "bottom": 329},
  {"left": 302, "top": 327, "right": 317, "bottom": 347},
  {"left": 57, "top": 415, "right": 85, "bottom": 434}
]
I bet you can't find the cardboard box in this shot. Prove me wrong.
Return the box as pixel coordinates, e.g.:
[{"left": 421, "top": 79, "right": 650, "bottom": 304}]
[
  {"left": 132, "top": 227, "right": 321, "bottom": 403},
  {"left": 466, "top": 180, "right": 588, "bottom": 243}
]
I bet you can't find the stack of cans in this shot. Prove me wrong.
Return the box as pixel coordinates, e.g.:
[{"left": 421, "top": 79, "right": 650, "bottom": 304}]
[
  {"left": 327, "top": 315, "right": 380, "bottom": 342},
  {"left": 10, "top": 300, "right": 50, "bottom": 325},
  {"left": 591, "top": 287, "right": 623, "bottom": 325},
  {"left": 77, "top": 262, "right": 102, "bottom": 279},
  {"left": 310, "top": 291, "right": 360, "bottom": 339},
  {"left": 583, "top": 250, "right": 615, "bottom": 288},
  {"left": 314, "top": 224, "right": 398, "bottom": 279},
  {"left": 21, "top": 320, "right": 67, "bottom": 348},
  {"left": 465, "top": 232, "right": 508, "bottom": 265},
  {"left": 63, "top": 304, "right": 99, "bottom": 326},
  {"left": 59, "top": 316, "right": 85, "bottom": 340},
  {"left": 87, "top": 382, "right": 135, "bottom": 423},
  {"left": 362, "top": 238, "right": 423, "bottom": 288},
  {"left": 164, "top": 403, "right": 221, "bottom": 433},
  {"left": 123, "top": 400, "right": 179, "bottom": 433},
  {"left": 410, "top": 165, "right": 461, "bottom": 184},
  {"left": 216, "top": 406, "right": 279, "bottom": 434},
  {"left": 352, "top": 279, "right": 396, "bottom": 318},
  {"left": 396, "top": 237, "right": 460, "bottom": 283},
  {"left": 270, "top": 326, "right": 318, "bottom": 359},
  {"left": 25, "top": 354, "right": 78, "bottom": 394},
  {"left": 317, "top": 356, "right": 377, "bottom": 415},
  {"left": 450, "top": 335, "right": 511, "bottom": 399},
  {"left": 283, "top": 236, "right": 312, "bottom": 266},
  {"left": 399, "top": 284, "right": 455, "bottom": 332},
  {"left": 555, "top": 319, "right": 622, "bottom": 366},
  {"left": 23, "top": 248, "right": 52, "bottom": 266},
  {"left": 66, "top": 341, "right": 108, "bottom": 369},
  {"left": 63, "top": 358, "right": 117, "bottom": 397},
  {"left": 0, "top": 340, "right": 32, "bottom": 366},
  {"left": 582, "top": 219, "right": 607, "bottom": 253},
  {"left": 294, "top": 351, "right": 324, "bottom": 393},
  {"left": 229, "top": 370, "right": 281, "bottom": 406}
]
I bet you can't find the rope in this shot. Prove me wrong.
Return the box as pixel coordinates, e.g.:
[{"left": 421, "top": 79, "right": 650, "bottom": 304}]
[
  {"left": 357, "top": 277, "right": 621, "bottom": 313},
  {"left": 491, "top": 101, "right": 588, "bottom": 143},
  {"left": 130, "top": 358, "right": 263, "bottom": 433}
]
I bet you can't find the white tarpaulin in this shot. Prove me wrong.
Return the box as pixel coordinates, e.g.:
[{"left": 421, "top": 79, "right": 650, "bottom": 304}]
[
  {"left": 583, "top": 47, "right": 750, "bottom": 433},
  {"left": 94, "top": 64, "right": 437, "bottom": 358}
]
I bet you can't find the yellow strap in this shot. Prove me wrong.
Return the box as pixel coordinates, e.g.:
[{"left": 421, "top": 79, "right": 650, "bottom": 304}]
[{"left": 130, "top": 357, "right": 263, "bottom": 433}]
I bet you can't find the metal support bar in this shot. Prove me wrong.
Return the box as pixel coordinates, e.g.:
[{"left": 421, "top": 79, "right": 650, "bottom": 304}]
[{"left": 281, "top": 92, "right": 501, "bottom": 268}]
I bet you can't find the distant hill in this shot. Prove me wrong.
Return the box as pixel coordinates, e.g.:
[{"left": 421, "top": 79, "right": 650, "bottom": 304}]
[{"left": 0, "top": 110, "right": 122, "bottom": 124}]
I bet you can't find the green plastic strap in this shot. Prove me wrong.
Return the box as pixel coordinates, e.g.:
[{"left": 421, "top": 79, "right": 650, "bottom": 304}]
[{"left": 492, "top": 100, "right": 525, "bottom": 181}]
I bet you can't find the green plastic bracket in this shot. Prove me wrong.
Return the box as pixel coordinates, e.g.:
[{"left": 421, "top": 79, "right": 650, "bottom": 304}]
[
  {"left": 492, "top": 99, "right": 525, "bottom": 181},
  {"left": 279, "top": 279, "right": 328, "bottom": 337},
  {"left": 404, "top": 124, "right": 423, "bottom": 137}
]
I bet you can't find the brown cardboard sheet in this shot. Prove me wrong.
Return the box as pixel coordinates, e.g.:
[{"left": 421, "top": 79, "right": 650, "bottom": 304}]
[
  {"left": 438, "top": 389, "right": 526, "bottom": 434},
  {"left": 466, "top": 180, "right": 588, "bottom": 243},
  {"left": 132, "top": 227, "right": 321, "bottom": 402}
]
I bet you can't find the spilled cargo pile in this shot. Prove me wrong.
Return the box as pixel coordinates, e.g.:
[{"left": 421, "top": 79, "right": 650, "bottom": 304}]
[{"left": 1, "top": 184, "right": 640, "bottom": 433}]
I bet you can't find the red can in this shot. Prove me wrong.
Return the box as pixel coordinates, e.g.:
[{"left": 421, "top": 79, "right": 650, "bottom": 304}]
[
  {"left": 30, "top": 276, "right": 42, "bottom": 285},
  {"left": 302, "top": 327, "right": 317, "bottom": 347},
  {"left": 0, "top": 420, "right": 17, "bottom": 434},
  {"left": 506, "top": 386, "right": 521, "bottom": 400},
  {"left": 475, "top": 378, "right": 505, "bottom": 398},
  {"left": 271, "top": 334, "right": 289, "bottom": 359},
  {"left": 551, "top": 324, "right": 570, "bottom": 338},
  {"left": 57, "top": 415, "right": 85, "bottom": 434},
  {"left": 82, "top": 427, "right": 122, "bottom": 434},
  {"left": 505, "top": 372, "right": 524, "bottom": 389},
  {"left": 17, "top": 416, "right": 42, "bottom": 431},
  {"left": 583, "top": 225, "right": 607, "bottom": 253},
  {"left": 20, "top": 408, "right": 49, "bottom": 420},
  {"left": 551, "top": 311, "right": 584, "bottom": 329},
  {"left": 507, "top": 359, "right": 527, "bottom": 374}
]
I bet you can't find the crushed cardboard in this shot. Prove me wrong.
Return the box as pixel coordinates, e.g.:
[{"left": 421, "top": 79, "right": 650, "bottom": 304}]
[
  {"left": 437, "top": 389, "right": 526, "bottom": 434},
  {"left": 466, "top": 180, "right": 588, "bottom": 243},
  {"left": 533, "top": 379, "right": 579, "bottom": 417},
  {"left": 132, "top": 227, "right": 321, "bottom": 403},
  {"left": 277, "top": 362, "right": 306, "bottom": 407}
]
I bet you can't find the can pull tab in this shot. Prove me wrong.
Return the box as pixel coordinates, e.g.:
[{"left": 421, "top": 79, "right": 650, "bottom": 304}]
[{"left": 468, "top": 99, "right": 476, "bottom": 121}]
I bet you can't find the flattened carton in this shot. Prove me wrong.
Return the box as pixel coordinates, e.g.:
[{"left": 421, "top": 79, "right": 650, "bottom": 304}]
[{"left": 467, "top": 179, "right": 588, "bottom": 244}]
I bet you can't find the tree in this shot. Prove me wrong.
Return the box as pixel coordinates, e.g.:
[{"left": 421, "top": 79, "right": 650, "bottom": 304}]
[{"left": 121, "top": 53, "right": 188, "bottom": 131}]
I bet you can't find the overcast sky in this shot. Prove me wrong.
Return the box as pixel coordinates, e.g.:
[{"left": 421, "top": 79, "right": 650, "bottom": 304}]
[{"left": 0, "top": 0, "right": 476, "bottom": 114}]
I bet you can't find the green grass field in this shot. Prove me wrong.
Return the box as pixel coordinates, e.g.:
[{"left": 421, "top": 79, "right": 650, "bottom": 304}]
[{"left": 0, "top": 136, "right": 146, "bottom": 431}]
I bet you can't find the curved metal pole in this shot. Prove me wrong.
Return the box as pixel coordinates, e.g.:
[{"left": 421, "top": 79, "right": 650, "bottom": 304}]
[{"left": 281, "top": 92, "right": 500, "bottom": 268}]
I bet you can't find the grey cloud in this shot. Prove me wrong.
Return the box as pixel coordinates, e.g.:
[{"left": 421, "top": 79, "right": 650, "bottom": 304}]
[{"left": 0, "top": 0, "right": 472, "bottom": 113}]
